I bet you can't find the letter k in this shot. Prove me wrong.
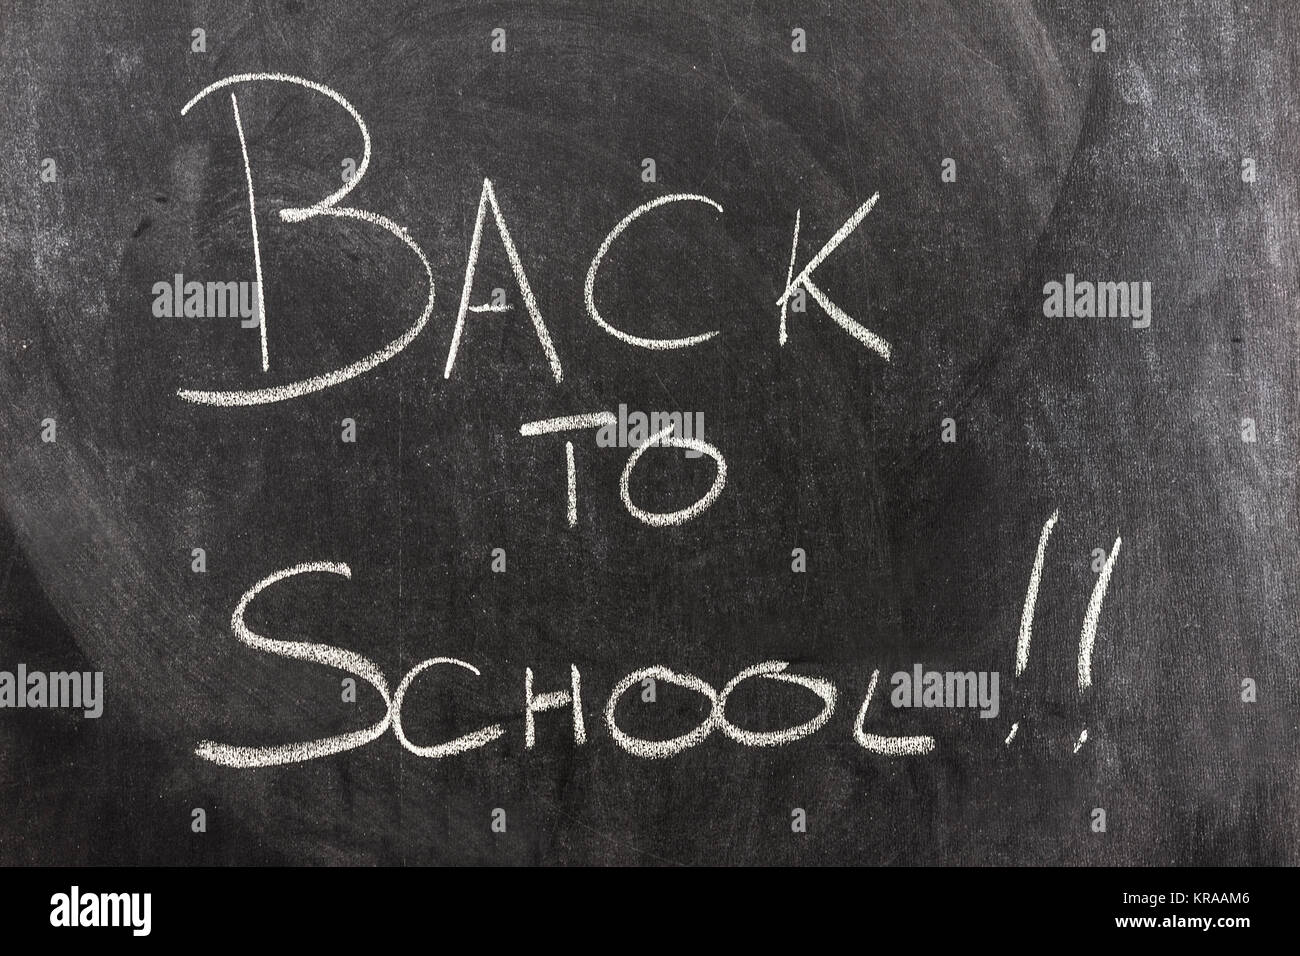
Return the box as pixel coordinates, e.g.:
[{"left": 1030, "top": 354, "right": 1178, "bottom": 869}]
[{"left": 775, "top": 192, "right": 890, "bottom": 361}]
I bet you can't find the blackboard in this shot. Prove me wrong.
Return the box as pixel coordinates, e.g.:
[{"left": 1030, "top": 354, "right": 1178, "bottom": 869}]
[{"left": 1, "top": 0, "right": 1296, "bottom": 866}]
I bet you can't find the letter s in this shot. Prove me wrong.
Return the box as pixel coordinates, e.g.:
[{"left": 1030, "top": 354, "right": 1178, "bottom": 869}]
[{"left": 194, "top": 560, "right": 393, "bottom": 766}]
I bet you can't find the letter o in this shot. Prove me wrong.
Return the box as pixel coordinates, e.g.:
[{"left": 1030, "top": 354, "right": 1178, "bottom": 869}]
[
  {"left": 619, "top": 425, "right": 727, "bottom": 527},
  {"left": 717, "top": 661, "right": 837, "bottom": 746},
  {"left": 604, "top": 666, "right": 719, "bottom": 758}
]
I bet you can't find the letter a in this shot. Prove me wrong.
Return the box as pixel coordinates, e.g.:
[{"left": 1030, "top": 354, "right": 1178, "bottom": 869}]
[{"left": 444, "top": 179, "right": 564, "bottom": 384}]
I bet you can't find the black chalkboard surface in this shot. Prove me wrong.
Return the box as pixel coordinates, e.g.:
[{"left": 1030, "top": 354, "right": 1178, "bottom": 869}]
[{"left": 0, "top": 0, "right": 1295, "bottom": 867}]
